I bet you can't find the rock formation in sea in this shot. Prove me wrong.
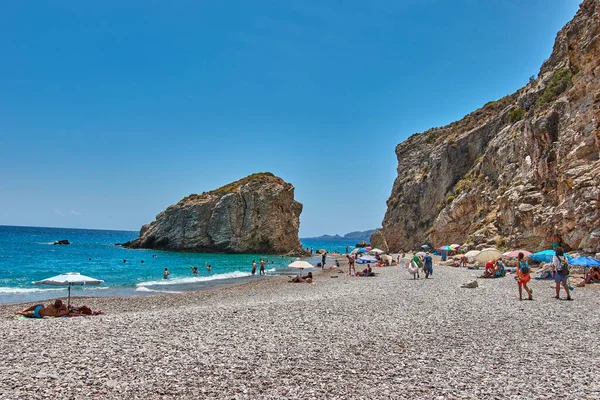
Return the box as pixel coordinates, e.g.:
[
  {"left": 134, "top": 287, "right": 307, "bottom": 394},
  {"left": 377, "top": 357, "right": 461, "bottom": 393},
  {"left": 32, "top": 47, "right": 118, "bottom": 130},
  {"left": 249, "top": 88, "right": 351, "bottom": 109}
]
[
  {"left": 377, "top": 0, "right": 600, "bottom": 253},
  {"left": 124, "top": 173, "right": 305, "bottom": 254}
]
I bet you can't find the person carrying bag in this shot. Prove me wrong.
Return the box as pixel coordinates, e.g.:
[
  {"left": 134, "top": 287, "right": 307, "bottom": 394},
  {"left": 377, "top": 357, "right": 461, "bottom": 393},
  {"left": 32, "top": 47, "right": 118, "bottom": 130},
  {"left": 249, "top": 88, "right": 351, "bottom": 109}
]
[{"left": 552, "top": 247, "right": 572, "bottom": 300}]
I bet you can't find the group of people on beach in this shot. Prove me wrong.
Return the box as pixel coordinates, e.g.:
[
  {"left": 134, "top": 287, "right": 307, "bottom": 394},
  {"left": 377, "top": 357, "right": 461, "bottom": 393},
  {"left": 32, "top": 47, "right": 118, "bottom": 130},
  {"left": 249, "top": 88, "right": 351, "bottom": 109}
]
[{"left": 513, "top": 247, "right": 572, "bottom": 301}]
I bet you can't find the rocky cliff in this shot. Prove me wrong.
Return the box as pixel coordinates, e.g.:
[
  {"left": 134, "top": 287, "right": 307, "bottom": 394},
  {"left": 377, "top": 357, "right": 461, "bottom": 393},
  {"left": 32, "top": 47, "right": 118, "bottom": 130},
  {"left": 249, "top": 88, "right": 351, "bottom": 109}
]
[
  {"left": 125, "top": 173, "right": 304, "bottom": 254},
  {"left": 378, "top": 0, "right": 600, "bottom": 253}
]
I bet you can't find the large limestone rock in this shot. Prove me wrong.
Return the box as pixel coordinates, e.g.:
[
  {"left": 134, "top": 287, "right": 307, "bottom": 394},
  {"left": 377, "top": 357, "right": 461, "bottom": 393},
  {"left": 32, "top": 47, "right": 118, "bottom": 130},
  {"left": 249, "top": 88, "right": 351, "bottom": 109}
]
[
  {"left": 370, "top": 229, "right": 389, "bottom": 252},
  {"left": 381, "top": 0, "right": 600, "bottom": 253},
  {"left": 125, "top": 173, "right": 304, "bottom": 254}
]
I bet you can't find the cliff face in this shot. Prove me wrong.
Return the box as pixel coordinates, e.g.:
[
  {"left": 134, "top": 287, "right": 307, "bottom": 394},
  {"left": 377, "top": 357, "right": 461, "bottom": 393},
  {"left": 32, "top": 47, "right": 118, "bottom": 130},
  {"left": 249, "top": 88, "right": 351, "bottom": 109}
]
[
  {"left": 379, "top": 0, "right": 600, "bottom": 253},
  {"left": 125, "top": 173, "right": 304, "bottom": 254}
]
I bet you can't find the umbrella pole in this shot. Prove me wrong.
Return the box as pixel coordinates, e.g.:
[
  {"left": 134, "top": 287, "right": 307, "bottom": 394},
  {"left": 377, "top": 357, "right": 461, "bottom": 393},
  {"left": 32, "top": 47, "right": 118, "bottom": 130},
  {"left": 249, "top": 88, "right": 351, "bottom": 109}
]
[{"left": 68, "top": 284, "right": 71, "bottom": 309}]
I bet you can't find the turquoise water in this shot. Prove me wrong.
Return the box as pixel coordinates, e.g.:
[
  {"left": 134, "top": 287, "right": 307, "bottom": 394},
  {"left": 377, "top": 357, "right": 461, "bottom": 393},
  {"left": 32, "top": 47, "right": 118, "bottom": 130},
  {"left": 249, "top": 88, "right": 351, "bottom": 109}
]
[{"left": 0, "top": 226, "right": 357, "bottom": 304}]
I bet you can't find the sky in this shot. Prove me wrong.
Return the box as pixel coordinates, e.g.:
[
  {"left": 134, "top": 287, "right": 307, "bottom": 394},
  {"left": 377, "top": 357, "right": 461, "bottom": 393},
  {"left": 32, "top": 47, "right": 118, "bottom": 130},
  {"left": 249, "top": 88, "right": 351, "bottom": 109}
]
[{"left": 0, "top": 1, "right": 581, "bottom": 237}]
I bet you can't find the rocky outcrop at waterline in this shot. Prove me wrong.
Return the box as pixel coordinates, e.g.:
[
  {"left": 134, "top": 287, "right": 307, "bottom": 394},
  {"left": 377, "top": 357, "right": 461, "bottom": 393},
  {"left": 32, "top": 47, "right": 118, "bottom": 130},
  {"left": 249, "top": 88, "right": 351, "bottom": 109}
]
[
  {"left": 124, "top": 173, "right": 305, "bottom": 254},
  {"left": 378, "top": 0, "right": 600, "bottom": 253}
]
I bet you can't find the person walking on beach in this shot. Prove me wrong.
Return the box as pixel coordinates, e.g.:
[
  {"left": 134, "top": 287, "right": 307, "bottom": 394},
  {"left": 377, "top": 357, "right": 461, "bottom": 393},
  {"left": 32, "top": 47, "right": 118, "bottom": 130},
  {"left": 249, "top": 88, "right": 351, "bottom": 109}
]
[
  {"left": 412, "top": 254, "right": 422, "bottom": 279},
  {"left": 260, "top": 259, "right": 266, "bottom": 275},
  {"left": 515, "top": 253, "right": 532, "bottom": 300},
  {"left": 552, "top": 247, "right": 572, "bottom": 300},
  {"left": 163, "top": 268, "right": 170, "bottom": 280},
  {"left": 424, "top": 253, "right": 433, "bottom": 278},
  {"left": 346, "top": 254, "right": 356, "bottom": 275},
  {"left": 321, "top": 252, "right": 327, "bottom": 269},
  {"left": 252, "top": 261, "right": 257, "bottom": 275}
]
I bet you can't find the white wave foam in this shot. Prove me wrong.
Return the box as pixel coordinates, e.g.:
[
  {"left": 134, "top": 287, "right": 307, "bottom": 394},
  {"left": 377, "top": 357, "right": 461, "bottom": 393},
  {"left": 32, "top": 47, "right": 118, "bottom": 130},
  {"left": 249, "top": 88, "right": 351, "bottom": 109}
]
[
  {"left": 135, "top": 287, "right": 182, "bottom": 294},
  {"left": 136, "top": 271, "right": 252, "bottom": 287},
  {"left": 0, "top": 287, "right": 65, "bottom": 294}
]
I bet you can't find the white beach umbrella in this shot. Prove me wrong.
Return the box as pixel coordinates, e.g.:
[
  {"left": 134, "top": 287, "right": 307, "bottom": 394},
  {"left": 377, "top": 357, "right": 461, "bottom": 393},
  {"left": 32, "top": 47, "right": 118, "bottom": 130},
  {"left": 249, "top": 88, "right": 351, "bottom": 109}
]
[
  {"left": 450, "top": 244, "right": 461, "bottom": 249},
  {"left": 465, "top": 250, "right": 481, "bottom": 258},
  {"left": 288, "top": 261, "right": 314, "bottom": 276},
  {"left": 34, "top": 272, "right": 104, "bottom": 308},
  {"left": 474, "top": 249, "right": 501, "bottom": 263},
  {"left": 350, "top": 249, "right": 359, "bottom": 254},
  {"left": 369, "top": 248, "right": 385, "bottom": 254}
]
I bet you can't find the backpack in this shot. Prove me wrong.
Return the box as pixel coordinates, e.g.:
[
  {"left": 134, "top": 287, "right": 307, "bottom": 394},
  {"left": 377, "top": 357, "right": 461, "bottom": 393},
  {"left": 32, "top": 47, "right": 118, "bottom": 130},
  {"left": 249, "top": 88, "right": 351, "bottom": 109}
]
[
  {"left": 557, "top": 256, "right": 570, "bottom": 275},
  {"left": 519, "top": 261, "right": 530, "bottom": 274}
]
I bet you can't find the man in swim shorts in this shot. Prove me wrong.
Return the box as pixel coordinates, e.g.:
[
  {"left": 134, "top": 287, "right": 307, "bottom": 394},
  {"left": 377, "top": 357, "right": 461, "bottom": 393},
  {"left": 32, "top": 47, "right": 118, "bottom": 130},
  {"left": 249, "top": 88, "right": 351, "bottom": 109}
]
[{"left": 16, "top": 299, "right": 69, "bottom": 318}]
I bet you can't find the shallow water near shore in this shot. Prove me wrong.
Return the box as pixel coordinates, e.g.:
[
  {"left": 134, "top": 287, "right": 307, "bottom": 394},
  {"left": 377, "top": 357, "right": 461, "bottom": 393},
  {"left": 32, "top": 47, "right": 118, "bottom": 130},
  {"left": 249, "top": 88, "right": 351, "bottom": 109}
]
[{"left": 0, "top": 226, "right": 353, "bottom": 304}]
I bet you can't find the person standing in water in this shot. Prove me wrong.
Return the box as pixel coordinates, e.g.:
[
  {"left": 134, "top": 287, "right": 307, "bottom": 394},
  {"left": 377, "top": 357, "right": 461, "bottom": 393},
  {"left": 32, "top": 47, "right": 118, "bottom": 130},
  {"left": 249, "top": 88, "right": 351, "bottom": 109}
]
[
  {"left": 259, "top": 259, "right": 266, "bottom": 275},
  {"left": 191, "top": 266, "right": 198, "bottom": 275},
  {"left": 252, "top": 261, "right": 257, "bottom": 275},
  {"left": 163, "top": 268, "right": 170, "bottom": 279}
]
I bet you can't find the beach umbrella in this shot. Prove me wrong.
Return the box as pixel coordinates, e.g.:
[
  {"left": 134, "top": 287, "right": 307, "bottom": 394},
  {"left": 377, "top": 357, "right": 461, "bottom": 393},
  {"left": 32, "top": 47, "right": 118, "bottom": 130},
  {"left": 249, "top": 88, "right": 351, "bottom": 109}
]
[
  {"left": 421, "top": 245, "right": 431, "bottom": 249},
  {"left": 365, "top": 246, "right": 372, "bottom": 251},
  {"left": 452, "top": 254, "right": 466, "bottom": 259},
  {"left": 439, "top": 245, "right": 453, "bottom": 251},
  {"left": 356, "top": 255, "right": 378, "bottom": 264},
  {"left": 568, "top": 257, "right": 600, "bottom": 268},
  {"left": 502, "top": 250, "right": 532, "bottom": 258},
  {"left": 350, "top": 249, "right": 359, "bottom": 254},
  {"left": 288, "top": 261, "right": 314, "bottom": 270},
  {"left": 474, "top": 248, "right": 501, "bottom": 263},
  {"left": 465, "top": 250, "right": 481, "bottom": 258},
  {"left": 530, "top": 250, "right": 572, "bottom": 264},
  {"left": 357, "top": 248, "right": 369, "bottom": 254},
  {"left": 288, "top": 261, "right": 314, "bottom": 276},
  {"left": 450, "top": 244, "right": 461, "bottom": 249},
  {"left": 370, "top": 248, "right": 385, "bottom": 254},
  {"left": 34, "top": 272, "right": 104, "bottom": 308}
]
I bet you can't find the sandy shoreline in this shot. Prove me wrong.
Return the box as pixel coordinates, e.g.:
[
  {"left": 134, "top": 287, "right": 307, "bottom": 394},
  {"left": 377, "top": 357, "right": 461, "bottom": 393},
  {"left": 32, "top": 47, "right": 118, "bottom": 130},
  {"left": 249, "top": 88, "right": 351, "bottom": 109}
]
[{"left": 1, "top": 255, "right": 599, "bottom": 399}]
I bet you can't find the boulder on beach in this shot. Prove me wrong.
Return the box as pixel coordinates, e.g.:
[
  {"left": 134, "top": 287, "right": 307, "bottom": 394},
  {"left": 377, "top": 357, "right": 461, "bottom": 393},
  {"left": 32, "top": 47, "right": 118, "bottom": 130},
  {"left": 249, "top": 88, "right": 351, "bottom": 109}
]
[
  {"left": 356, "top": 241, "right": 369, "bottom": 248},
  {"left": 124, "top": 173, "right": 304, "bottom": 254}
]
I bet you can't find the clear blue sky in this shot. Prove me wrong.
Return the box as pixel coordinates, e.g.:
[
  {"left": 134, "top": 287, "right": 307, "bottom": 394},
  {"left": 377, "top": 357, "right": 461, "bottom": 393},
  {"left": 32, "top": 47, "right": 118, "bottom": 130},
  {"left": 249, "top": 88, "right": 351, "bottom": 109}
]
[{"left": 0, "top": 1, "right": 580, "bottom": 237}]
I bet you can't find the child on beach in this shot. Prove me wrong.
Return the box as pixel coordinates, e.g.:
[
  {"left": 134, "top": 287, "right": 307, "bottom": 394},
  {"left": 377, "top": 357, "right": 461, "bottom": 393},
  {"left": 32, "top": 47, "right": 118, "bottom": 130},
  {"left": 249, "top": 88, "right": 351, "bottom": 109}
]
[{"left": 515, "top": 253, "right": 532, "bottom": 300}]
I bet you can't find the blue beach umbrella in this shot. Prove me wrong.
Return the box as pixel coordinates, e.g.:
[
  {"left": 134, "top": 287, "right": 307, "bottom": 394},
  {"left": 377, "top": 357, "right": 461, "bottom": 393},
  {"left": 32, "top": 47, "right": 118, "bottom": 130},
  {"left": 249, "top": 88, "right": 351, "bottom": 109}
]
[
  {"left": 530, "top": 249, "right": 572, "bottom": 264},
  {"left": 421, "top": 244, "right": 431, "bottom": 249},
  {"left": 357, "top": 248, "right": 369, "bottom": 254},
  {"left": 356, "top": 255, "right": 378, "bottom": 264},
  {"left": 569, "top": 257, "right": 600, "bottom": 268}
]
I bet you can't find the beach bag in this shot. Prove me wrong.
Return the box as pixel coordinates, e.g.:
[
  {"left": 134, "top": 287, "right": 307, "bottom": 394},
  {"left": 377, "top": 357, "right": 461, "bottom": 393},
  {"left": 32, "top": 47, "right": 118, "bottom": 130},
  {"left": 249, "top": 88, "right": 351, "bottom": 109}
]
[
  {"left": 519, "top": 261, "right": 530, "bottom": 274},
  {"left": 557, "top": 257, "right": 570, "bottom": 275}
]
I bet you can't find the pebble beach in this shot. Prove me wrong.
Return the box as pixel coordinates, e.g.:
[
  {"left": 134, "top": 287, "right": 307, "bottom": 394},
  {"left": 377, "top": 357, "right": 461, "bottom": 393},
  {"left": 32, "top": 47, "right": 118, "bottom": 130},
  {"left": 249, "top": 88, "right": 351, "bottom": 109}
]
[{"left": 1, "top": 257, "right": 599, "bottom": 400}]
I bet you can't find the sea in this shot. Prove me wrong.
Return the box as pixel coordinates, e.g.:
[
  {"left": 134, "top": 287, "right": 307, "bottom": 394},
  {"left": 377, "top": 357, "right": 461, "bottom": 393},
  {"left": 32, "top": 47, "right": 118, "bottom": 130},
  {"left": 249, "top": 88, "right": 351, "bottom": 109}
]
[{"left": 0, "top": 226, "right": 358, "bottom": 305}]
